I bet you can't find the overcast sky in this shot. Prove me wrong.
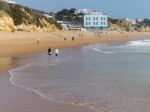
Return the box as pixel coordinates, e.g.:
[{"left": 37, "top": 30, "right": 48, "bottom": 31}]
[{"left": 15, "top": 0, "right": 150, "bottom": 19}]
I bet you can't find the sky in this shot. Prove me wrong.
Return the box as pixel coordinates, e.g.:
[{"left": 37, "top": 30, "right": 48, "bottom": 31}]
[{"left": 15, "top": 0, "right": 150, "bottom": 19}]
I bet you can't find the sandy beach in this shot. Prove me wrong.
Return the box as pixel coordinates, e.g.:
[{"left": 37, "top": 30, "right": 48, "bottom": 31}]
[
  {"left": 0, "top": 31, "right": 150, "bottom": 57},
  {"left": 1, "top": 31, "right": 150, "bottom": 112}
]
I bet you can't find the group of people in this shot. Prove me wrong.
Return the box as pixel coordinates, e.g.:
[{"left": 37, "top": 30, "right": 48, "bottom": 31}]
[
  {"left": 48, "top": 47, "right": 59, "bottom": 57},
  {"left": 79, "top": 33, "right": 83, "bottom": 37},
  {"left": 36, "top": 38, "right": 59, "bottom": 56},
  {"left": 64, "top": 37, "right": 75, "bottom": 41}
]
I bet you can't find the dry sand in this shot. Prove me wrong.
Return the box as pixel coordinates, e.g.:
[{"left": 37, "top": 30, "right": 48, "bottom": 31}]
[
  {"left": 0, "top": 31, "right": 150, "bottom": 57},
  {"left": 0, "top": 31, "right": 150, "bottom": 112}
]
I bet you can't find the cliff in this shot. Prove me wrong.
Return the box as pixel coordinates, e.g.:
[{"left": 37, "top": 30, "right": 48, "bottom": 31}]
[
  {"left": 109, "top": 18, "right": 150, "bottom": 32},
  {"left": 108, "top": 18, "right": 134, "bottom": 32},
  {"left": 0, "top": 1, "right": 62, "bottom": 32},
  {"left": 0, "top": 10, "right": 14, "bottom": 31}
]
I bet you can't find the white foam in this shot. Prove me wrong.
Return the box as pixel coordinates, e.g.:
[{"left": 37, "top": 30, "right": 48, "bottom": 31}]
[
  {"left": 93, "top": 48, "right": 114, "bottom": 54},
  {"left": 127, "top": 40, "right": 150, "bottom": 47}
]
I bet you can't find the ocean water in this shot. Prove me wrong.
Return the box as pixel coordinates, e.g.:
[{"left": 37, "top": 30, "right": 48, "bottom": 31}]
[{"left": 9, "top": 39, "right": 150, "bottom": 112}]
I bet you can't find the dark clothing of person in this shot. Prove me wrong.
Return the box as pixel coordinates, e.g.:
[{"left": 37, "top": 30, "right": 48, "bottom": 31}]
[
  {"left": 48, "top": 48, "right": 52, "bottom": 56},
  {"left": 72, "top": 37, "right": 74, "bottom": 41}
]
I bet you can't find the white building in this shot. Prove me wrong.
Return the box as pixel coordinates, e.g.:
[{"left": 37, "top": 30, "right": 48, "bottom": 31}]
[
  {"left": 84, "top": 11, "right": 108, "bottom": 31},
  {"left": 56, "top": 21, "right": 64, "bottom": 24},
  {"left": 137, "top": 18, "right": 143, "bottom": 22},
  {"left": 130, "top": 20, "right": 136, "bottom": 25},
  {"left": 1, "top": 0, "right": 16, "bottom": 4},
  {"left": 125, "top": 18, "right": 136, "bottom": 25},
  {"left": 43, "top": 14, "right": 54, "bottom": 19},
  {"left": 74, "top": 8, "right": 93, "bottom": 15}
]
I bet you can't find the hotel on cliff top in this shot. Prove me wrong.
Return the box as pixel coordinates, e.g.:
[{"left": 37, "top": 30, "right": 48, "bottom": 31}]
[{"left": 84, "top": 11, "right": 108, "bottom": 31}]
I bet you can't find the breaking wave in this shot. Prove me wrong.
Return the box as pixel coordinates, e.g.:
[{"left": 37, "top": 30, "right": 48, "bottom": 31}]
[{"left": 127, "top": 40, "right": 150, "bottom": 47}]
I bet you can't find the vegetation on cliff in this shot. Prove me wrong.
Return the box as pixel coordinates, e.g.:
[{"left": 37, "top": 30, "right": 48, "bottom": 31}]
[
  {"left": 109, "top": 18, "right": 150, "bottom": 32},
  {"left": 56, "top": 8, "right": 83, "bottom": 24},
  {"left": 108, "top": 18, "right": 134, "bottom": 31},
  {"left": 0, "top": 1, "right": 62, "bottom": 32}
]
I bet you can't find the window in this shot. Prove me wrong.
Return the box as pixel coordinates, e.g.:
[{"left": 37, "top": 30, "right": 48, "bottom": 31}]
[
  {"left": 89, "top": 17, "right": 91, "bottom": 20},
  {"left": 86, "top": 22, "right": 88, "bottom": 25},
  {"left": 86, "top": 17, "right": 88, "bottom": 20},
  {"left": 96, "top": 17, "right": 98, "bottom": 20},
  {"left": 93, "top": 22, "right": 95, "bottom": 25},
  {"left": 89, "top": 22, "right": 91, "bottom": 25},
  {"left": 101, "top": 22, "right": 103, "bottom": 25},
  {"left": 96, "top": 22, "right": 98, "bottom": 25},
  {"left": 103, "top": 17, "right": 106, "bottom": 20},
  {"left": 103, "top": 22, "right": 106, "bottom": 25},
  {"left": 101, "top": 17, "right": 103, "bottom": 20},
  {"left": 93, "top": 17, "right": 95, "bottom": 20}
]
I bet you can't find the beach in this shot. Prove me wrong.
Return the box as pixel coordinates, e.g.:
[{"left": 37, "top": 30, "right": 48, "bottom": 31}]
[
  {"left": 1, "top": 31, "right": 150, "bottom": 112},
  {"left": 0, "top": 31, "right": 150, "bottom": 57}
]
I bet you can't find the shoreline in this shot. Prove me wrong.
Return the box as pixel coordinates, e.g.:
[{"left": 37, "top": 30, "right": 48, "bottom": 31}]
[
  {"left": 6, "top": 38, "right": 150, "bottom": 112},
  {"left": 0, "top": 50, "right": 97, "bottom": 112},
  {"left": 0, "top": 31, "right": 150, "bottom": 58},
  {"left": 0, "top": 31, "right": 150, "bottom": 112}
]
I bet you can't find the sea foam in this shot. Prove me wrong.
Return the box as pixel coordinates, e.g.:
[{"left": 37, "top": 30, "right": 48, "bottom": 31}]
[{"left": 127, "top": 40, "right": 150, "bottom": 47}]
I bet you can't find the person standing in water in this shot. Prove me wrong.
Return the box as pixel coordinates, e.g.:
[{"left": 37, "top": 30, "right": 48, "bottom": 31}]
[
  {"left": 55, "top": 49, "right": 59, "bottom": 57},
  {"left": 48, "top": 47, "right": 52, "bottom": 56}
]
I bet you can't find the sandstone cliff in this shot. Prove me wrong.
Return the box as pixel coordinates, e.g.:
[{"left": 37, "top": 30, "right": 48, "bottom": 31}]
[
  {"left": 0, "top": 11, "right": 14, "bottom": 31},
  {"left": 0, "top": 1, "right": 62, "bottom": 32}
]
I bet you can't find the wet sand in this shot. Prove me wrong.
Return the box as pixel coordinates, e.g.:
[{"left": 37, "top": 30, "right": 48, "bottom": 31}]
[
  {"left": 0, "top": 76, "right": 95, "bottom": 112},
  {"left": 0, "top": 55, "right": 96, "bottom": 112}
]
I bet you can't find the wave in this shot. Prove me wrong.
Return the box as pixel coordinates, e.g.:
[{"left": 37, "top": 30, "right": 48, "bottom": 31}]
[
  {"left": 92, "top": 48, "right": 114, "bottom": 54},
  {"left": 89, "top": 39, "right": 150, "bottom": 55},
  {"left": 127, "top": 39, "right": 150, "bottom": 47}
]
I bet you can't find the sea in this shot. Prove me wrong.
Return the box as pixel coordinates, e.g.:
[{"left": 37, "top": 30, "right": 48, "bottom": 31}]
[{"left": 9, "top": 37, "right": 150, "bottom": 112}]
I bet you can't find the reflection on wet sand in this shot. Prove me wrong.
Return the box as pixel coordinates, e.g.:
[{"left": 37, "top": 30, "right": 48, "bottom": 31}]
[
  {"left": 0, "top": 56, "right": 28, "bottom": 73},
  {"left": 0, "top": 57, "right": 12, "bottom": 73}
]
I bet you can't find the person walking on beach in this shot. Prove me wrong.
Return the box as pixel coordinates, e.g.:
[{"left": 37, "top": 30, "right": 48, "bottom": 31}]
[
  {"left": 55, "top": 49, "right": 59, "bottom": 57},
  {"left": 72, "top": 37, "right": 74, "bottom": 41},
  {"left": 48, "top": 47, "right": 52, "bottom": 56},
  {"left": 37, "top": 38, "right": 40, "bottom": 45}
]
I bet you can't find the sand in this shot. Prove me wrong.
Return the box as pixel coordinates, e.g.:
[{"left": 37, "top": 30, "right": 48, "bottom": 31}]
[
  {"left": 0, "top": 31, "right": 150, "bottom": 57},
  {"left": 0, "top": 31, "right": 150, "bottom": 112}
]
